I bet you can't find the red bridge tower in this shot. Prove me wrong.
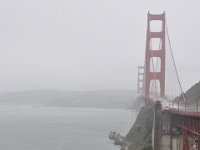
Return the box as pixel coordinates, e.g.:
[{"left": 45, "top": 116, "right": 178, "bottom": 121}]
[{"left": 144, "top": 12, "right": 166, "bottom": 106}]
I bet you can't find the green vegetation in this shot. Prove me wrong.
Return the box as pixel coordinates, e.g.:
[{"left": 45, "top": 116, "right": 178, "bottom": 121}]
[
  {"left": 125, "top": 107, "right": 153, "bottom": 150},
  {"left": 175, "top": 81, "right": 200, "bottom": 104},
  {"left": 142, "top": 144, "right": 153, "bottom": 150},
  {"left": 184, "top": 81, "right": 200, "bottom": 103},
  {"left": 125, "top": 81, "right": 200, "bottom": 150}
]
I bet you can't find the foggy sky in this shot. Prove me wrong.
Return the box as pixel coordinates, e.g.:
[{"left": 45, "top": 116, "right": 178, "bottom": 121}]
[{"left": 0, "top": 0, "right": 199, "bottom": 91}]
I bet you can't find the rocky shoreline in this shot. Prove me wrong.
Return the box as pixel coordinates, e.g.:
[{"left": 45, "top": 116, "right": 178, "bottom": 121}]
[{"left": 110, "top": 106, "right": 153, "bottom": 150}]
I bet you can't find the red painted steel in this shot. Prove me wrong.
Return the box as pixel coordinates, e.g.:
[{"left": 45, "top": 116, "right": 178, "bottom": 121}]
[
  {"left": 183, "top": 130, "right": 189, "bottom": 150},
  {"left": 163, "top": 109, "right": 200, "bottom": 118},
  {"left": 142, "top": 13, "right": 200, "bottom": 150},
  {"left": 137, "top": 66, "right": 144, "bottom": 94},
  {"left": 164, "top": 109, "right": 200, "bottom": 150},
  {"left": 181, "top": 117, "right": 200, "bottom": 136},
  {"left": 144, "top": 12, "right": 166, "bottom": 106}
]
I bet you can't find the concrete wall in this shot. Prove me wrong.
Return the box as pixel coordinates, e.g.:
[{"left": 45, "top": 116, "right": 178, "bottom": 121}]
[
  {"left": 153, "top": 104, "right": 183, "bottom": 150},
  {"left": 160, "top": 135, "right": 182, "bottom": 150}
]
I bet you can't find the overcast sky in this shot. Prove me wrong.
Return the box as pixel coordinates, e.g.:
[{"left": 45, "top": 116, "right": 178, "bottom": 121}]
[{"left": 0, "top": 0, "right": 199, "bottom": 92}]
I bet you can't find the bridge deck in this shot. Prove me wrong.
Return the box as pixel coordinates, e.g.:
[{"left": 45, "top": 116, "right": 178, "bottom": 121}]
[{"left": 163, "top": 108, "right": 200, "bottom": 118}]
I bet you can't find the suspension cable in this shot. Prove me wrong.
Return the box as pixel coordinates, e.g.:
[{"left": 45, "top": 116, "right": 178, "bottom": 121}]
[{"left": 166, "top": 21, "right": 186, "bottom": 101}]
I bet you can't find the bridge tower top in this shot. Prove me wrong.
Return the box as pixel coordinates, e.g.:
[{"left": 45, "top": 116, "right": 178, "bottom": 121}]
[{"left": 144, "top": 12, "right": 166, "bottom": 106}]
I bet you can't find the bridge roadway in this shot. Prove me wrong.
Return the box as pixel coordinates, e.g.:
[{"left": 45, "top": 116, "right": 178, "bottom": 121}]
[
  {"left": 138, "top": 12, "right": 200, "bottom": 150},
  {"left": 150, "top": 98, "right": 200, "bottom": 150},
  {"left": 150, "top": 96, "right": 200, "bottom": 114}
]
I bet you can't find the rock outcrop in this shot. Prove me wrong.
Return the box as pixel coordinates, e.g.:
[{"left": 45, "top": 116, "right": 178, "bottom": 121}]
[{"left": 125, "top": 107, "right": 153, "bottom": 150}]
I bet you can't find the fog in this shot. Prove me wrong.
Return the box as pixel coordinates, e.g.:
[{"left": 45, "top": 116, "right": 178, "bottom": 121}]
[{"left": 0, "top": 0, "right": 199, "bottom": 91}]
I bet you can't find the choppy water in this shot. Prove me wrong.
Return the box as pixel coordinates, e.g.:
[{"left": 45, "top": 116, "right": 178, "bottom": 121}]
[{"left": 0, "top": 105, "right": 137, "bottom": 150}]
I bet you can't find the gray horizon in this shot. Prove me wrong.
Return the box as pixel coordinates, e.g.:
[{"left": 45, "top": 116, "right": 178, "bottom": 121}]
[{"left": 0, "top": 0, "right": 199, "bottom": 93}]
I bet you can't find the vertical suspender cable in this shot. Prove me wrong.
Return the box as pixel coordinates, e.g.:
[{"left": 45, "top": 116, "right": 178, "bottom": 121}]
[{"left": 166, "top": 21, "right": 186, "bottom": 102}]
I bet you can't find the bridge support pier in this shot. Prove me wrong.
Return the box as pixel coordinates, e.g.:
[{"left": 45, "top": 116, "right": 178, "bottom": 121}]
[
  {"left": 153, "top": 102, "right": 183, "bottom": 150},
  {"left": 197, "top": 138, "right": 200, "bottom": 150},
  {"left": 153, "top": 101, "right": 162, "bottom": 150}
]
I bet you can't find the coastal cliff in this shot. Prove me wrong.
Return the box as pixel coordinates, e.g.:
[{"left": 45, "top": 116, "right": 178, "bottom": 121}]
[
  {"left": 124, "top": 81, "right": 200, "bottom": 150},
  {"left": 125, "top": 107, "right": 153, "bottom": 150}
]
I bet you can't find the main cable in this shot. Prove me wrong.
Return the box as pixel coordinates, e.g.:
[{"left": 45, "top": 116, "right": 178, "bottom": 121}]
[{"left": 166, "top": 21, "right": 186, "bottom": 101}]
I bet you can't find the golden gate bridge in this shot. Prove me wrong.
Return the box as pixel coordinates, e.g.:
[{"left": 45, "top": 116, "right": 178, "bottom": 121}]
[{"left": 137, "top": 12, "right": 200, "bottom": 150}]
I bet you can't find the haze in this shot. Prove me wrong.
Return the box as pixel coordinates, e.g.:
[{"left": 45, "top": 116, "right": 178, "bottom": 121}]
[{"left": 0, "top": 0, "right": 199, "bottom": 91}]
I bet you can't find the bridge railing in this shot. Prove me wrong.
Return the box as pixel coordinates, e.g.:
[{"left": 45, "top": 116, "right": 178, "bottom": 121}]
[
  {"left": 152, "top": 96, "right": 200, "bottom": 113},
  {"left": 146, "top": 96, "right": 200, "bottom": 115}
]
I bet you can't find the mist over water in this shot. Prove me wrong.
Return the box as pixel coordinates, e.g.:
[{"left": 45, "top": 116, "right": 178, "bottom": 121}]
[
  {"left": 0, "top": 0, "right": 199, "bottom": 150},
  {"left": 0, "top": 105, "right": 136, "bottom": 150}
]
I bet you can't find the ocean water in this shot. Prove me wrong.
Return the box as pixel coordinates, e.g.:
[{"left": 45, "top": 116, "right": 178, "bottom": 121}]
[{"left": 0, "top": 105, "right": 137, "bottom": 150}]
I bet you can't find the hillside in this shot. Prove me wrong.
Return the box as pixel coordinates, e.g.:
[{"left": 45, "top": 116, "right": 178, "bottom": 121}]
[
  {"left": 0, "top": 90, "right": 137, "bottom": 109},
  {"left": 175, "top": 81, "right": 200, "bottom": 103},
  {"left": 184, "top": 81, "right": 200, "bottom": 103},
  {"left": 126, "top": 107, "right": 153, "bottom": 150},
  {"left": 125, "top": 81, "right": 200, "bottom": 150}
]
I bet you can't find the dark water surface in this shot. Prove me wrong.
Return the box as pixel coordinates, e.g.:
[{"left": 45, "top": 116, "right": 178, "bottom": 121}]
[{"left": 0, "top": 105, "right": 137, "bottom": 150}]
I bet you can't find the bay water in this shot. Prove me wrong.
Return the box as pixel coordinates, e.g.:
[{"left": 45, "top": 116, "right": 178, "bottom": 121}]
[{"left": 0, "top": 105, "right": 137, "bottom": 150}]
